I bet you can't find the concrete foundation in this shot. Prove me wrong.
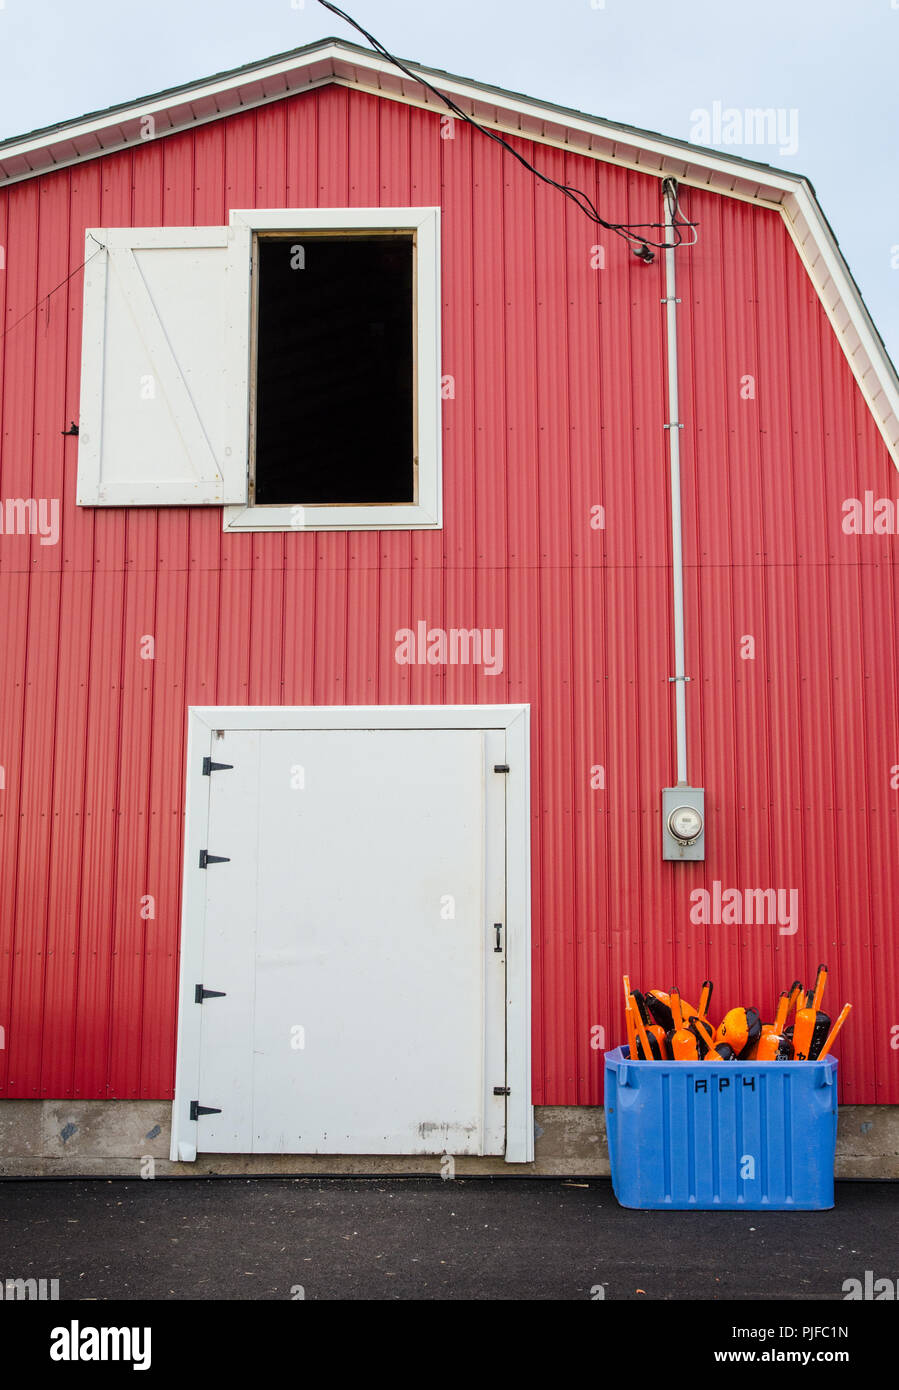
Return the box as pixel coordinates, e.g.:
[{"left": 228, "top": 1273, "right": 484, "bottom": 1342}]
[{"left": 0, "top": 1102, "right": 896, "bottom": 1179}]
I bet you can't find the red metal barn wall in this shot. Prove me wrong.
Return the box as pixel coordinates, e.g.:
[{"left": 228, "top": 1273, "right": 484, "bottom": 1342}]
[{"left": 0, "top": 83, "right": 896, "bottom": 1109}]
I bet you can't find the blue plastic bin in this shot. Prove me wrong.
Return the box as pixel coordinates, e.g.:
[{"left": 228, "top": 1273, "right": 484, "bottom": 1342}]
[{"left": 605, "top": 1046, "right": 838, "bottom": 1210}]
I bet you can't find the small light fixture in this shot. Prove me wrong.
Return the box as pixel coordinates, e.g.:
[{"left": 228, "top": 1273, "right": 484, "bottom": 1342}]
[
  {"left": 667, "top": 803, "right": 704, "bottom": 845},
  {"left": 634, "top": 243, "right": 655, "bottom": 264}
]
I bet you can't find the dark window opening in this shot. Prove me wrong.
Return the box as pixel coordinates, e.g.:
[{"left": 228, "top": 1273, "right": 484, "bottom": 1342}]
[{"left": 253, "top": 234, "right": 415, "bottom": 507}]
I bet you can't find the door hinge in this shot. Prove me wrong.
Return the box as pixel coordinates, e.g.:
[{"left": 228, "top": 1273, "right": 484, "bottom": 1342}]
[
  {"left": 194, "top": 984, "right": 227, "bottom": 1004},
  {"left": 493, "top": 1086, "right": 510, "bottom": 1096},
  {"left": 202, "top": 757, "right": 234, "bottom": 776},
  {"left": 493, "top": 923, "right": 503, "bottom": 953},
  {"left": 199, "top": 850, "right": 230, "bottom": 869},
  {"left": 494, "top": 764, "right": 510, "bottom": 773},
  {"left": 189, "top": 1102, "right": 222, "bottom": 1121}
]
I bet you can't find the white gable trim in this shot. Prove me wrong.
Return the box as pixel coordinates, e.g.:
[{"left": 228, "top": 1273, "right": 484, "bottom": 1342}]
[
  {"left": 782, "top": 187, "right": 899, "bottom": 460},
  {"left": 2, "top": 37, "right": 897, "bottom": 469}
]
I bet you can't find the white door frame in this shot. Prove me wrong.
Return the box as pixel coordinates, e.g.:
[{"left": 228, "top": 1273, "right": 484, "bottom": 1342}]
[{"left": 171, "top": 704, "right": 532, "bottom": 1164}]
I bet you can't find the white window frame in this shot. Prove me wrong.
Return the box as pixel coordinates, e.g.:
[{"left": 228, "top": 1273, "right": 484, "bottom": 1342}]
[{"left": 223, "top": 207, "right": 442, "bottom": 533}]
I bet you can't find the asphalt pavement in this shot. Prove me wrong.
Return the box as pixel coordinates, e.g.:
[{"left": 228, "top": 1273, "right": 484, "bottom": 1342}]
[{"left": 0, "top": 1177, "right": 895, "bottom": 1301}]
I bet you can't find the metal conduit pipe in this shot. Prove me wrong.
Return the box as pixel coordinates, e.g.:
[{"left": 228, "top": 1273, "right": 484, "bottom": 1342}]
[
  {"left": 660, "top": 176, "right": 705, "bottom": 861},
  {"left": 663, "top": 176, "right": 689, "bottom": 786}
]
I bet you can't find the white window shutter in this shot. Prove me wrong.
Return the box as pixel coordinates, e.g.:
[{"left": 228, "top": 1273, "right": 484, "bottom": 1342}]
[{"left": 76, "top": 226, "right": 250, "bottom": 506}]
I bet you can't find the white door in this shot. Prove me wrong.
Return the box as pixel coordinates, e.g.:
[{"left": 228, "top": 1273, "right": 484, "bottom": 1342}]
[{"left": 188, "top": 725, "right": 508, "bottom": 1155}]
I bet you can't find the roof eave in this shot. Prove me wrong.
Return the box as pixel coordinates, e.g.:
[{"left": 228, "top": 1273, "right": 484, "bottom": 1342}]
[
  {"left": 0, "top": 35, "right": 895, "bottom": 468},
  {"left": 0, "top": 36, "right": 807, "bottom": 199}
]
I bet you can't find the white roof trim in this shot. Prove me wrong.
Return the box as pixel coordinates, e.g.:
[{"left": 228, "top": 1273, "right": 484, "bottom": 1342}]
[{"left": 1, "top": 37, "right": 897, "bottom": 469}]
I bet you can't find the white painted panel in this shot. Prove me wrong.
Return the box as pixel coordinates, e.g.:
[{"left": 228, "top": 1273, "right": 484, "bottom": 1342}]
[
  {"left": 482, "top": 728, "right": 508, "bottom": 1154},
  {"left": 501, "top": 709, "right": 533, "bottom": 1161},
  {"left": 195, "top": 730, "right": 260, "bottom": 1152},
  {"left": 77, "top": 225, "right": 250, "bottom": 506},
  {"left": 254, "top": 729, "right": 499, "bottom": 1154},
  {"left": 171, "top": 704, "right": 532, "bottom": 1164},
  {"left": 199, "top": 726, "right": 505, "bottom": 1156}
]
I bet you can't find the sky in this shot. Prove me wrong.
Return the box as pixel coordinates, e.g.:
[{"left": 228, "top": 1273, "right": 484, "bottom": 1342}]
[{"left": 0, "top": 0, "right": 896, "bottom": 364}]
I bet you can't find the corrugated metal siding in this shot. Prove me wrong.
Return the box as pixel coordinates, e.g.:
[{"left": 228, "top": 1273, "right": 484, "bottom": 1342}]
[{"left": 0, "top": 84, "right": 896, "bottom": 1104}]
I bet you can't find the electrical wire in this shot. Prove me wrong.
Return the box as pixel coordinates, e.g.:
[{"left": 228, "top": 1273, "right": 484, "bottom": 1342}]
[
  {"left": 0, "top": 234, "right": 106, "bottom": 344},
  {"left": 314, "top": 0, "right": 697, "bottom": 251},
  {"left": 0, "top": 19, "right": 697, "bottom": 352},
  {"left": 662, "top": 176, "right": 698, "bottom": 248}
]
